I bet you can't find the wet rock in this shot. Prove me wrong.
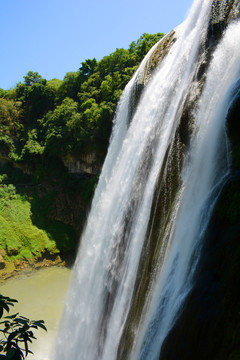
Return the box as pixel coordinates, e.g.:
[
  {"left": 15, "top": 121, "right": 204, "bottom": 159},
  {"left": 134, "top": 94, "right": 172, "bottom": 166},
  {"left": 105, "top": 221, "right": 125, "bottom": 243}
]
[
  {"left": 159, "top": 39, "right": 240, "bottom": 358},
  {"left": 14, "top": 259, "right": 23, "bottom": 269},
  {"left": 6, "top": 247, "right": 19, "bottom": 256},
  {"left": 159, "top": 201, "right": 240, "bottom": 360},
  {"left": 0, "top": 255, "right": 5, "bottom": 269},
  {"left": 62, "top": 152, "right": 102, "bottom": 175}
]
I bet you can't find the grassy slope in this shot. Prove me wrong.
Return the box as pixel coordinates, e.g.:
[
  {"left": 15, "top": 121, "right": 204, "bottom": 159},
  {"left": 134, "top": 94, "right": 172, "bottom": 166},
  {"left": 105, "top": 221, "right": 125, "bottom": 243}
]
[{"left": 0, "top": 183, "right": 58, "bottom": 266}]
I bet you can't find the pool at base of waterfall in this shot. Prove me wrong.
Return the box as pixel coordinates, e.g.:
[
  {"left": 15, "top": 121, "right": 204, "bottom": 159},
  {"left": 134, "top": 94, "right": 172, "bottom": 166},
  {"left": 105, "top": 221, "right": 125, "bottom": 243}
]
[{"left": 0, "top": 267, "right": 71, "bottom": 360}]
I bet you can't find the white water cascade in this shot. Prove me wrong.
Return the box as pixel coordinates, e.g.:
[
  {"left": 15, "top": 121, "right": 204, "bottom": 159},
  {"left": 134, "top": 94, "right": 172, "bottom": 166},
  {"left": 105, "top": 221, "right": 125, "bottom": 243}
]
[{"left": 55, "top": 1, "right": 240, "bottom": 359}]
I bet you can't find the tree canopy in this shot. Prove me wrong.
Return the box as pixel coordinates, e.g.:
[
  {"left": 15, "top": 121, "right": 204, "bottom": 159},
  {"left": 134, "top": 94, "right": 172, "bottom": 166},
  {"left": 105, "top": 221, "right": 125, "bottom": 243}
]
[
  {"left": 0, "top": 32, "right": 164, "bottom": 267},
  {"left": 0, "top": 32, "right": 164, "bottom": 172}
]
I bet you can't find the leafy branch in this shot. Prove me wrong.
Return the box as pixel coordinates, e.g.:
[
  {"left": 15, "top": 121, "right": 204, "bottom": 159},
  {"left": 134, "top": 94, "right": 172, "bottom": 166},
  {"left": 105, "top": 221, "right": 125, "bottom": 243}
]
[{"left": 0, "top": 294, "right": 47, "bottom": 360}]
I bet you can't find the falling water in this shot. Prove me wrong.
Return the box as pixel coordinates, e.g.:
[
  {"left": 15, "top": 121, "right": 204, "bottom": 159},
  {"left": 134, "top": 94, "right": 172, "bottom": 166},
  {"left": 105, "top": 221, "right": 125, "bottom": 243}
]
[
  {"left": 55, "top": 0, "right": 240, "bottom": 359},
  {"left": 131, "top": 20, "right": 240, "bottom": 360}
]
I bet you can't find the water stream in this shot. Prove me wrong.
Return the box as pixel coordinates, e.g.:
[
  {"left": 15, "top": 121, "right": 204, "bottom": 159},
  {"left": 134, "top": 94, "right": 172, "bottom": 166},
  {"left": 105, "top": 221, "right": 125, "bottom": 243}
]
[
  {"left": 132, "top": 20, "right": 240, "bottom": 359},
  {"left": 55, "top": 1, "right": 240, "bottom": 359}
]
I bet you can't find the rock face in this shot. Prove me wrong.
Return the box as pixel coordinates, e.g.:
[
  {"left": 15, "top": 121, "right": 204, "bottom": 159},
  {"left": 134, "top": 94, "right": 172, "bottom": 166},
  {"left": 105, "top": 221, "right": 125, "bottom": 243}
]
[
  {"left": 0, "top": 252, "right": 5, "bottom": 269},
  {"left": 128, "top": 30, "right": 177, "bottom": 122},
  {"left": 116, "top": 1, "right": 240, "bottom": 359},
  {"left": 0, "top": 151, "right": 98, "bottom": 273},
  {"left": 159, "top": 173, "right": 240, "bottom": 359},
  {"left": 62, "top": 152, "right": 102, "bottom": 175},
  {"left": 0, "top": 148, "right": 100, "bottom": 235},
  {"left": 157, "top": 2, "right": 240, "bottom": 359},
  {"left": 0, "top": 150, "right": 102, "bottom": 177}
]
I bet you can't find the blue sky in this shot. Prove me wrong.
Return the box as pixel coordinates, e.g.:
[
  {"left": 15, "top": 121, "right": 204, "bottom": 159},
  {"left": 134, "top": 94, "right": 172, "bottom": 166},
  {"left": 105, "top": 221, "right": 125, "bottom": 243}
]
[{"left": 1, "top": 0, "right": 193, "bottom": 90}]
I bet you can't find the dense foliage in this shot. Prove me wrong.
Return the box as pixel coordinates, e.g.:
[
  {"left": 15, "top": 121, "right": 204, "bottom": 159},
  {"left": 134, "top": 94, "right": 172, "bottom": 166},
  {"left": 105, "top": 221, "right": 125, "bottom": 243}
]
[
  {"left": 0, "top": 33, "right": 164, "bottom": 169},
  {"left": 0, "top": 33, "right": 164, "bottom": 268},
  {"left": 0, "top": 174, "right": 57, "bottom": 264}
]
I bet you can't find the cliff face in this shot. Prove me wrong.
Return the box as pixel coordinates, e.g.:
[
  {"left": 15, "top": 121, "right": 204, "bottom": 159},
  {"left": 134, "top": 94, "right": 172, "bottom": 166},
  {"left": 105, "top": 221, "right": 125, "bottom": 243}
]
[
  {"left": 159, "top": 97, "right": 240, "bottom": 360},
  {"left": 0, "top": 149, "right": 102, "bottom": 176},
  {"left": 158, "top": 2, "right": 240, "bottom": 359},
  {"left": 0, "top": 149, "right": 99, "bottom": 274},
  {"left": 0, "top": 147, "right": 100, "bottom": 225},
  {"left": 115, "top": 1, "right": 240, "bottom": 359},
  {"left": 61, "top": 152, "right": 102, "bottom": 175}
]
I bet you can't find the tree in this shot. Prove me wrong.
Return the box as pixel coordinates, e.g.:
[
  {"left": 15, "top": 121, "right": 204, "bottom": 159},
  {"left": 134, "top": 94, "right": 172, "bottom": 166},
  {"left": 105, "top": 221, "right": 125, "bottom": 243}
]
[
  {"left": 0, "top": 99, "right": 23, "bottom": 135},
  {"left": 23, "top": 72, "right": 45, "bottom": 87},
  {"left": 57, "top": 72, "right": 79, "bottom": 102},
  {"left": 129, "top": 32, "right": 165, "bottom": 60},
  {"left": 0, "top": 98, "right": 23, "bottom": 156},
  {"left": 0, "top": 294, "right": 47, "bottom": 360},
  {"left": 40, "top": 97, "right": 84, "bottom": 155},
  {"left": 79, "top": 58, "right": 97, "bottom": 81},
  {"left": 15, "top": 75, "right": 56, "bottom": 125},
  {"left": 0, "top": 89, "right": 6, "bottom": 98}
]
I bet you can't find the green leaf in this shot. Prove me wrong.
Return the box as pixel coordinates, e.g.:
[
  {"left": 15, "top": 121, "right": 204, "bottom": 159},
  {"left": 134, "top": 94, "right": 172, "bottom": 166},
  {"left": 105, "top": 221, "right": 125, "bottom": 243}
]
[
  {"left": 14, "top": 318, "right": 28, "bottom": 326},
  {"left": 4, "top": 314, "right": 18, "bottom": 320},
  {"left": 7, "top": 331, "right": 18, "bottom": 343},
  {"left": 16, "top": 316, "right": 28, "bottom": 321},
  {"left": 23, "top": 334, "right": 28, "bottom": 356},
  {"left": 28, "top": 331, "right": 34, "bottom": 338},
  {"left": 30, "top": 325, "right": 38, "bottom": 329},
  {"left": 32, "top": 321, "right": 47, "bottom": 331},
  {"left": 3, "top": 322, "right": 10, "bottom": 331},
  {"left": 0, "top": 303, "right": 9, "bottom": 314},
  {"left": 33, "top": 320, "right": 44, "bottom": 324}
]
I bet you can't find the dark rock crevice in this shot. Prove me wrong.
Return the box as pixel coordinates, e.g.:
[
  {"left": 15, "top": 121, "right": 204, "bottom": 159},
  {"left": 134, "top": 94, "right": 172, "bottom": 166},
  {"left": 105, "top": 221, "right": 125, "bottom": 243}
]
[{"left": 159, "top": 45, "right": 240, "bottom": 360}]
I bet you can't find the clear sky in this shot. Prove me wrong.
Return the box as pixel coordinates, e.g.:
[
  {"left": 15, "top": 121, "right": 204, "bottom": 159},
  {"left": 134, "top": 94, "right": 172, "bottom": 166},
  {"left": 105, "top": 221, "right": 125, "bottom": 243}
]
[{"left": 1, "top": 0, "right": 193, "bottom": 90}]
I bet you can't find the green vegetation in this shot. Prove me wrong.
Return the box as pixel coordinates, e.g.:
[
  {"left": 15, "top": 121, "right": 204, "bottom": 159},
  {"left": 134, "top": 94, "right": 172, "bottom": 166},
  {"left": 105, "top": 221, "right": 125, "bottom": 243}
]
[
  {"left": 0, "top": 33, "right": 164, "bottom": 167},
  {"left": 0, "top": 294, "right": 47, "bottom": 360},
  {"left": 0, "top": 33, "right": 164, "bottom": 271},
  {"left": 0, "top": 175, "right": 57, "bottom": 263}
]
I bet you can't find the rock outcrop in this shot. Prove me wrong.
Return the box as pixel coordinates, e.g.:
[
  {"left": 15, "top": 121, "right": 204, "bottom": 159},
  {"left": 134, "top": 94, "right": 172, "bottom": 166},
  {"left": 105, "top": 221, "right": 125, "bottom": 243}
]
[
  {"left": 158, "top": 1, "right": 240, "bottom": 359},
  {"left": 62, "top": 152, "right": 102, "bottom": 175},
  {"left": 116, "top": 1, "right": 240, "bottom": 359}
]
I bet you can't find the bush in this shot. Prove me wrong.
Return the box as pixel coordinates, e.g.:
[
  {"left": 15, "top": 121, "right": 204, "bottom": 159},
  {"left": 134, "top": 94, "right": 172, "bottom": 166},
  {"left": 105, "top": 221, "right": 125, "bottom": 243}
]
[{"left": 0, "top": 294, "right": 47, "bottom": 360}]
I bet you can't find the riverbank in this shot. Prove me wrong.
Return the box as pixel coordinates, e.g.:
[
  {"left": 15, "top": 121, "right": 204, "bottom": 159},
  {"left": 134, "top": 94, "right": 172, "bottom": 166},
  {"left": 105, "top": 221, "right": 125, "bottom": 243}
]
[{"left": 0, "top": 251, "right": 75, "bottom": 283}]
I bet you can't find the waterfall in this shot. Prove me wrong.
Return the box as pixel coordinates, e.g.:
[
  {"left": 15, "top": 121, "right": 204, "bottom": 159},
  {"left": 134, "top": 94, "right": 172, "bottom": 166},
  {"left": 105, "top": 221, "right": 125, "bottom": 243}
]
[
  {"left": 54, "top": 1, "right": 240, "bottom": 359},
  {"left": 131, "top": 20, "right": 240, "bottom": 360}
]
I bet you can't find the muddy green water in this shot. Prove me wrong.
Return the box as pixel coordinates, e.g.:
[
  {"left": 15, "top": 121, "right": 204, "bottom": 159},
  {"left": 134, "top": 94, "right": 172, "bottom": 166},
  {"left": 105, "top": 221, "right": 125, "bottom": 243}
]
[{"left": 0, "top": 266, "right": 71, "bottom": 360}]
